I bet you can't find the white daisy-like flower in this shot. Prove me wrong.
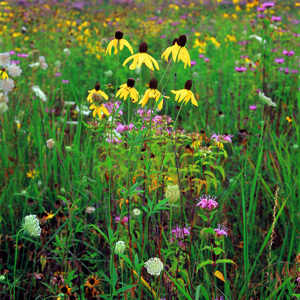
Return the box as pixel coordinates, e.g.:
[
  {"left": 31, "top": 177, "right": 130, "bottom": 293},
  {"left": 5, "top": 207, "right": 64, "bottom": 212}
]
[
  {"left": 22, "top": 215, "right": 41, "bottom": 237},
  {"left": 7, "top": 64, "right": 22, "bottom": 77},
  {"left": 46, "top": 138, "right": 55, "bottom": 149},
  {"left": 144, "top": 257, "right": 164, "bottom": 277},
  {"left": 0, "top": 92, "right": 9, "bottom": 103},
  {"left": 0, "top": 78, "right": 15, "bottom": 94},
  {"left": 132, "top": 208, "right": 141, "bottom": 216},
  {"left": 32, "top": 85, "right": 47, "bottom": 102},
  {"left": 0, "top": 102, "right": 8, "bottom": 114},
  {"left": 115, "top": 241, "right": 126, "bottom": 254},
  {"left": 258, "top": 92, "right": 276, "bottom": 107},
  {"left": 0, "top": 53, "right": 10, "bottom": 67}
]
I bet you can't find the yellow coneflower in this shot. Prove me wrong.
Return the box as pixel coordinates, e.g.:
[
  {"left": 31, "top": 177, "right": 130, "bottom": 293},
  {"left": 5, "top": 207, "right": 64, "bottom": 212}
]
[
  {"left": 85, "top": 275, "right": 101, "bottom": 288},
  {"left": 286, "top": 116, "right": 292, "bottom": 123},
  {"left": 106, "top": 30, "right": 133, "bottom": 55},
  {"left": 123, "top": 42, "right": 159, "bottom": 71},
  {"left": 0, "top": 67, "right": 8, "bottom": 79},
  {"left": 176, "top": 35, "right": 191, "bottom": 68},
  {"left": 116, "top": 78, "right": 139, "bottom": 103},
  {"left": 87, "top": 82, "right": 109, "bottom": 119},
  {"left": 139, "top": 78, "right": 167, "bottom": 110},
  {"left": 105, "top": 83, "right": 114, "bottom": 90},
  {"left": 161, "top": 38, "right": 180, "bottom": 62},
  {"left": 171, "top": 80, "right": 198, "bottom": 106}
]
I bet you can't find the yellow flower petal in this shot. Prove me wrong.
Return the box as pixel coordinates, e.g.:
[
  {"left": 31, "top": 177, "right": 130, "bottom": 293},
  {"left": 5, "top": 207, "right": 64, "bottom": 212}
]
[
  {"left": 101, "top": 104, "right": 109, "bottom": 116},
  {"left": 120, "top": 39, "right": 134, "bottom": 54}
]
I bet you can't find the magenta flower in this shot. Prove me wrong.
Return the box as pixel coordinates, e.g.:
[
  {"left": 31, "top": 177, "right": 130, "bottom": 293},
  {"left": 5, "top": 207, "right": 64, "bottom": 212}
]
[
  {"left": 191, "top": 60, "right": 197, "bottom": 66},
  {"left": 271, "top": 16, "right": 281, "bottom": 22},
  {"left": 62, "top": 79, "right": 69, "bottom": 84},
  {"left": 270, "top": 49, "right": 278, "bottom": 52},
  {"left": 249, "top": 105, "right": 257, "bottom": 110},
  {"left": 196, "top": 195, "right": 218, "bottom": 211},
  {"left": 257, "top": 7, "right": 265, "bottom": 12},
  {"left": 115, "top": 215, "right": 130, "bottom": 225},
  {"left": 283, "top": 50, "right": 295, "bottom": 56},
  {"left": 210, "top": 132, "right": 234, "bottom": 143},
  {"left": 199, "top": 54, "right": 205, "bottom": 58},
  {"left": 55, "top": 72, "right": 62, "bottom": 77},
  {"left": 235, "top": 66, "right": 247, "bottom": 72},
  {"left": 171, "top": 225, "right": 191, "bottom": 239},
  {"left": 262, "top": 2, "right": 275, "bottom": 8},
  {"left": 214, "top": 224, "right": 228, "bottom": 237},
  {"left": 17, "top": 53, "right": 28, "bottom": 58},
  {"left": 275, "top": 58, "right": 284, "bottom": 64},
  {"left": 11, "top": 60, "right": 20, "bottom": 64},
  {"left": 204, "top": 57, "right": 210, "bottom": 62},
  {"left": 9, "top": 51, "right": 16, "bottom": 55}
]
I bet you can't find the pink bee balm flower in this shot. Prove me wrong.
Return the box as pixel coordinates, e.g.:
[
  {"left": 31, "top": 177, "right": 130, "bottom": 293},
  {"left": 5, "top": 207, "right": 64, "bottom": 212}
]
[
  {"left": 214, "top": 224, "right": 228, "bottom": 237},
  {"left": 275, "top": 58, "right": 284, "bottom": 64},
  {"left": 235, "top": 66, "right": 247, "bottom": 72},
  {"left": 283, "top": 50, "right": 295, "bottom": 56},
  {"left": 271, "top": 16, "right": 281, "bottom": 22},
  {"left": 196, "top": 195, "right": 218, "bottom": 211},
  {"left": 262, "top": 2, "right": 275, "bottom": 8},
  {"left": 249, "top": 105, "right": 257, "bottom": 110}
]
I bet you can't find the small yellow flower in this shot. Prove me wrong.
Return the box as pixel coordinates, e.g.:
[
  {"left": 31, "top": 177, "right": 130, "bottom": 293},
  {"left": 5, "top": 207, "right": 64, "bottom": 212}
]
[
  {"left": 116, "top": 78, "right": 139, "bottom": 103},
  {"left": 106, "top": 30, "right": 133, "bottom": 55},
  {"left": 171, "top": 80, "right": 198, "bottom": 106},
  {"left": 286, "top": 116, "right": 292, "bottom": 123},
  {"left": 0, "top": 68, "right": 8, "bottom": 80},
  {"left": 176, "top": 35, "right": 191, "bottom": 68},
  {"left": 26, "top": 170, "right": 39, "bottom": 179},
  {"left": 139, "top": 78, "right": 167, "bottom": 110},
  {"left": 87, "top": 83, "right": 109, "bottom": 119},
  {"left": 123, "top": 42, "right": 159, "bottom": 71}
]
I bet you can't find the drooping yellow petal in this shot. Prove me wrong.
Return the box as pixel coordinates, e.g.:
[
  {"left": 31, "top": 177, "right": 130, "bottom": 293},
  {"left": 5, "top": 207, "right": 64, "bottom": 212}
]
[
  {"left": 143, "top": 55, "right": 154, "bottom": 70},
  {"left": 87, "top": 89, "right": 96, "bottom": 102},
  {"left": 161, "top": 46, "right": 173, "bottom": 61},
  {"left": 190, "top": 91, "right": 198, "bottom": 106},
  {"left": 120, "top": 39, "right": 134, "bottom": 54},
  {"left": 113, "top": 40, "right": 119, "bottom": 55},
  {"left": 106, "top": 40, "right": 114, "bottom": 55},
  {"left": 101, "top": 104, "right": 109, "bottom": 116},
  {"left": 172, "top": 43, "right": 180, "bottom": 62},
  {"left": 136, "top": 53, "right": 146, "bottom": 69},
  {"left": 130, "top": 88, "right": 139, "bottom": 102},
  {"left": 89, "top": 103, "right": 96, "bottom": 109},
  {"left": 139, "top": 89, "right": 150, "bottom": 107},
  {"left": 178, "top": 89, "right": 188, "bottom": 103},
  {"left": 123, "top": 53, "right": 137, "bottom": 66},
  {"left": 171, "top": 90, "right": 180, "bottom": 102},
  {"left": 99, "top": 90, "right": 109, "bottom": 100},
  {"left": 150, "top": 55, "right": 159, "bottom": 71}
]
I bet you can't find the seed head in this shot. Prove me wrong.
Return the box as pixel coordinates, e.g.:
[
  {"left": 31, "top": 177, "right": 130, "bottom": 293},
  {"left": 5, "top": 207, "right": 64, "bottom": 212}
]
[
  {"left": 184, "top": 80, "right": 192, "bottom": 90},
  {"left": 178, "top": 35, "right": 187, "bottom": 47},
  {"left": 172, "top": 38, "right": 179, "bottom": 45},
  {"left": 115, "top": 30, "right": 123, "bottom": 40},
  {"left": 95, "top": 82, "right": 101, "bottom": 91},
  {"left": 139, "top": 42, "right": 148, "bottom": 53},
  {"left": 127, "top": 78, "right": 135, "bottom": 88},
  {"left": 165, "top": 184, "right": 180, "bottom": 206},
  {"left": 149, "top": 78, "right": 158, "bottom": 90},
  {"left": 115, "top": 241, "right": 126, "bottom": 254}
]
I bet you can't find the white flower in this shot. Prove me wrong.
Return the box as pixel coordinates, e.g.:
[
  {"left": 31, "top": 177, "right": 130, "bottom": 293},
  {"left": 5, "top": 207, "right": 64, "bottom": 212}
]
[
  {"left": 104, "top": 70, "right": 113, "bottom": 77},
  {"left": 0, "top": 78, "right": 15, "bottom": 94},
  {"left": 258, "top": 92, "right": 276, "bottom": 107},
  {"left": 39, "top": 56, "right": 48, "bottom": 70},
  {"left": 66, "top": 121, "right": 78, "bottom": 125},
  {"left": 7, "top": 64, "right": 22, "bottom": 77},
  {"left": 115, "top": 241, "right": 126, "bottom": 254},
  {"left": 46, "top": 138, "right": 55, "bottom": 149},
  {"left": 0, "top": 92, "right": 9, "bottom": 103},
  {"left": 144, "top": 257, "right": 164, "bottom": 277},
  {"left": 165, "top": 184, "right": 180, "bottom": 206},
  {"left": 0, "top": 275, "right": 5, "bottom": 281},
  {"left": 63, "top": 48, "right": 70, "bottom": 55},
  {"left": 0, "top": 53, "right": 10, "bottom": 67},
  {"left": 132, "top": 208, "right": 141, "bottom": 216},
  {"left": 29, "top": 62, "right": 40, "bottom": 68},
  {"left": 0, "top": 102, "right": 8, "bottom": 114},
  {"left": 64, "top": 101, "right": 76, "bottom": 106},
  {"left": 32, "top": 86, "right": 47, "bottom": 102},
  {"left": 85, "top": 206, "right": 95, "bottom": 214},
  {"left": 249, "top": 35, "right": 266, "bottom": 44},
  {"left": 22, "top": 215, "right": 41, "bottom": 237},
  {"left": 76, "top": 105, "right": 91, "bottom": 116}
]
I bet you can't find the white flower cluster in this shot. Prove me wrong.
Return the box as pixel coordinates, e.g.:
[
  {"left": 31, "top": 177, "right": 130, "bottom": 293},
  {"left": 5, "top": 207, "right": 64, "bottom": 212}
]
[
  {"left": 85, "top": 206, "right": 95, "bottom": 214},
  {"left": 165, "top": 184, "right": 180, "bottom": 206},
  {"left": 0, "top": 92, "right": 8, "bottom": 114},
  {"left": 0, "top": 78, "right": 14, "bottom": 94},
  {"left": 22, "top": 215, "right": 41, "bottom": 237},
  {"left": 258, "top": 92, "right": 276, "bottom": 107},
  {"left": 7, "top": 64, "right": 22, "bottom": 77},
  {"left": 29, "top": 56, "right": 48, "bottom": 70},
  {"left": 132, "top": 208, "right": 141, "bottom": 216},
  {"left": 115, "top": 241, "right": 126, "bottom": 254},
  {"left": 32, "top": 85, "right": 47, "bottom": 102},
  {"left": 0, "top": 53, "right": 10, "bottom": 67},
  {"left": 144, "top": 257, "right": 164, "bottom": 277}
]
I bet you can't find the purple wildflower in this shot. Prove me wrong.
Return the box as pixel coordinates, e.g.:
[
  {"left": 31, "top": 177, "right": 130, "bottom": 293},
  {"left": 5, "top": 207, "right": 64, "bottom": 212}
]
[
  {"left": 9, "top": 51, "right": 16, "bottom": 55},
  {"left": 210, "top": 132, "right": 234, "bottom": 143},
  {"left": 275, "top": 58, "right": 284, "bottom": 64},
  {"left": 11, "top": 60, "right": 20, "bottom": 64},
  {"left": 283, "top": 50, "right": 295, "bottom": 56},
  {"left": 199, "top": 54, "right": 205, "bottom": 58},
  {"left": 62, "top": 79, "right": 69, "bottom": 84},
  {"left": 235, "top": 66, "right": 247, "bottom": 72},
  {"left": 214, "top": 224, "right": 228, "bottom": 237},
  {"left": 249, "top": 105, "right": 257, "bottom": 111},
  {"left": 204, "top": 57, "right": 210, "bottom": 62},
  {"left": 115, "top": 215, "right": 130, "bottom": 225},
  {"left": 271, "top": 16, "right": 281, "bottom": 22},
  {"left": 55, "top": 72, "right": 62, "bottom": 77},
  {"left": 191, "top": 60, "right": 197, "bottom": 66},
  {"left": 262, "top": 2, "right": 275, "bottom": 8},
  {"left": 270, "top": 49, "right": 278, "bottom": 52},
  {"left": 196, "top": 195, "right": 218, "bottom": 211},
  {"left": 17, "top": 53, "right": 28, "bottom": 58}
]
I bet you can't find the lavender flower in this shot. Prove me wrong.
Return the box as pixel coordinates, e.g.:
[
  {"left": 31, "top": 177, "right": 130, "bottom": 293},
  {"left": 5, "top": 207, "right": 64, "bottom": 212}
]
[
  {"left": 249, "top": 105, "right": 257, "bottom": 110},
  {"left": 214, "top": 224, "right": 228, "bottom": 237},
  {"left": 196, "top": 195, "right": 218, "bottom": 211},
  {"left": 235, "top": 66, "right": 247, "bottom": 72},
  {"left": 283, "top": 50, "right": 295, "bottom": 57},
  {"left": 274, "top": 58, "right": 284, "bottom": 64}
]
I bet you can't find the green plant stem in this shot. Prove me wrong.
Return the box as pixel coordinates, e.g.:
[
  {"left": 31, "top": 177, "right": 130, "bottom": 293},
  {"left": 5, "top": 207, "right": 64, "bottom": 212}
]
[{"left": 13, "top": 228, "right": 24, "bottom": 300}]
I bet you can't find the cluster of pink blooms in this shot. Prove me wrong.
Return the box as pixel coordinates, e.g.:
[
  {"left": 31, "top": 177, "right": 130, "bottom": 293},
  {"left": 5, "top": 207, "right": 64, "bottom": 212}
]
[
  {"left": 137, "top": 108, "right": 153, "bottom": 120},
  {"left": 115, "top": 215, "right": 130, "bottom": 225},
  {"left": 282, "top": 50, "right": 295, "bottom": 57},
  {"left": 196, "top": 195, "right": 218, "bottom": 211},
  {"left": 171, "top": 225, "right": 191, "bottom": 247},
  {"left": 210, "top": 132, "right": 234, "bottom": 143},
  {"left": 115, "top": 122, "right": 135, "bottom": 133},
  {"left": 103, "top": 100, "right": 123, "bottom": 115},
  {"left": 214, "top": 224, "right": 228, "bottom": 237}
]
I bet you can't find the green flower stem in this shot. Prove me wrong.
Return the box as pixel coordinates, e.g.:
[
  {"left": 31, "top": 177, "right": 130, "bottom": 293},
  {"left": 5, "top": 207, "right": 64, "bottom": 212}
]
[{"left": 13, "top": 228, "right": 24, "bottom": 300}]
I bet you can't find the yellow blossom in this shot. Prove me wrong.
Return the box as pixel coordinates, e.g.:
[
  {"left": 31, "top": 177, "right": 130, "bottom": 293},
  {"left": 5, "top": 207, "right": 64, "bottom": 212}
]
[{"left": 106, "top": 30, "right": 133, "bottom": 55}]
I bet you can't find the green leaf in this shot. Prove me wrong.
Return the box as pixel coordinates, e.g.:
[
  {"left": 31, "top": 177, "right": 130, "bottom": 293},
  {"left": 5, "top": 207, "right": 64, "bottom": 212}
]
[
  {"left": 203, "top": 227, "right": 215, "bottom": 235},
  {"left": 213, "top": 247, "right": 224, "bottom": 255},
  {"left": 196, "top": 259, "right": 214, "bottom": 272},
  {"left": 215, "top": 259, "right": 236, "bottom": 265},
  {"left": 199, "top": 213, "right": 208, "bottom": 221},
  {"left": 105, "top": 155, "right": 112, "bottom": 170},
  {"left": 209, "top": 210, "right": 218, "bottom": 221},
  {"left": 115, "top": 284, "right": 137, "bottom": 295},
  {"left": 118, "top": 253, "right": 134, "bottom": 270}
]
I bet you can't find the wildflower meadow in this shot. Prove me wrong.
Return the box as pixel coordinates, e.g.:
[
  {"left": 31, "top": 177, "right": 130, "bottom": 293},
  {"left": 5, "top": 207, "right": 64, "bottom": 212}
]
[{"left": 0, "top": 0, "right": 300, "bottom": 299}]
